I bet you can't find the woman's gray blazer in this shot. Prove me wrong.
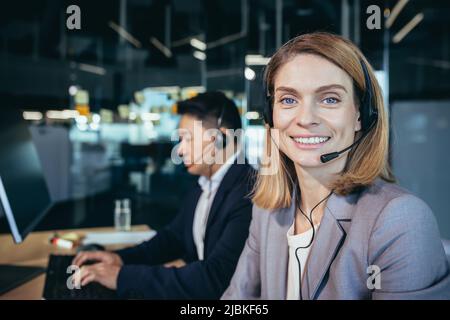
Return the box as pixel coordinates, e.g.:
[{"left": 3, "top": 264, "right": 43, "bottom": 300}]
[{"left": 222, "top": 179, "right": 450, "bottom": 299}]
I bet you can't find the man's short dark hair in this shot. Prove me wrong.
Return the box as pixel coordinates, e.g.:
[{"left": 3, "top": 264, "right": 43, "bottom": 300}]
[{"left": 177, "top": 91, "right": 242, "bottom": 130}]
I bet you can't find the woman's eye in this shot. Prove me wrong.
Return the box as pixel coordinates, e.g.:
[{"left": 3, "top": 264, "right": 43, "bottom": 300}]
[
  {"left": 280, "top": 97, "right": 297, "bottom": 105},
  {"left": 322, "top": 97, "right": 339, "bottom": 105}
]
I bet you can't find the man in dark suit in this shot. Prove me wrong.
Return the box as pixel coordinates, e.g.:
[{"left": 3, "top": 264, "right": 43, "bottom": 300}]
[{"left": 72, "top": 91, "right": 255, "bottom": 299}]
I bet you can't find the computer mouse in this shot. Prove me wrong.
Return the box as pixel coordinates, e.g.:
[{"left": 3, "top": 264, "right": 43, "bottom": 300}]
[{"left": 76, "top": 243, "right": 105, "bottom": 253}]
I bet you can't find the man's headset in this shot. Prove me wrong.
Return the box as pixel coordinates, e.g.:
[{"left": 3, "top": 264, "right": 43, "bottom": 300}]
[
  {"left": 185, "top": 103, "right": 228, "bottom": 166},
  {"left": 263, "top": 59, "right": 378, "bottom": 163},
  {"left": 214, "top": 103, "right": 228, "bottom": 150}
]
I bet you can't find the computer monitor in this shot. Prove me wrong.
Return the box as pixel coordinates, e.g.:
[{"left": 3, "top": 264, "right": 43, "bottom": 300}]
[
  {"left": 0, "top": 106, "right": 52, "bottom": 243},
  {"left": 0, "top": 106, "right": 53, "bottom": 295}
]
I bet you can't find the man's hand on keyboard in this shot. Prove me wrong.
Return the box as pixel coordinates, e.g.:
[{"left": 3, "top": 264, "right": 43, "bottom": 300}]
[
  {"left": 72, "top": 251, "right": 123, "bottom": 267},
  {"left": 79, "top": 263, "right": 120, "bottom": 290}
]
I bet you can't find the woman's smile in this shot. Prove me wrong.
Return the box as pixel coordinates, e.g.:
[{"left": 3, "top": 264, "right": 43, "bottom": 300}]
[{"left": 290, "top": 134, "right": 331, "bottom": 150}]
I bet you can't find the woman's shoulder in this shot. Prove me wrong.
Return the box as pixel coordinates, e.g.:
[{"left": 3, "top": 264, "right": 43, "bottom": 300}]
[
  {"left": 363, "top": 178, "right": 431, "bottom": 210},
  {"left": 362, "top": 180, "right": 449, "bottom": 289},
  {"left": 359, "top": 178, "right": 437, "bottom": 233}
]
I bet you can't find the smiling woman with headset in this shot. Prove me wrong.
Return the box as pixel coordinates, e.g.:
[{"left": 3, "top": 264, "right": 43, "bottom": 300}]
[{"left": 222, "top": 32, "right": 450, "bottom": 300}]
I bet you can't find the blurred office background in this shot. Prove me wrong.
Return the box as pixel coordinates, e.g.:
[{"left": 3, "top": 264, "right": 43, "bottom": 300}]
[{"left": 0, "top": 0, "right": 449, "bottom": 238}]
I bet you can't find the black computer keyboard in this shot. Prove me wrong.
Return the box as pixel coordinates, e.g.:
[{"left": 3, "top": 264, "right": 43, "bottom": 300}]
[{"left": 43, "top": 254, "right": 117, "bottom": 300}]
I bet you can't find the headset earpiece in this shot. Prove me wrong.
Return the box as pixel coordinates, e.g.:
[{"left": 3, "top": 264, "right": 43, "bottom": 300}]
[
  {"left": 263, "top": 78, "right": 274, "bottom": 128},
  {"left": 214, "top": 104, "right": 227, "bottom": 149},
  {"left": 263, "top": 95, "right": 274, "bottom": 128},
  {"left": 214, "top": 129, "right": 227, "bottom": 149},
  {"left": 359, "top": 60, "right": 378, "bottom": 131}
]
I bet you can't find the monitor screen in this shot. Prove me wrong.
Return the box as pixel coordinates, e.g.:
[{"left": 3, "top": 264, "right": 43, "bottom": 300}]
[{"left": 0, "top": 106, "right": 52, "bottom": 243}]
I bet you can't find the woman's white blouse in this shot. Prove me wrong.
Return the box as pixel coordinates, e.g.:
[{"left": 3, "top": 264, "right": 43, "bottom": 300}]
[{"left": 286, "top": 223, "right": 319, "bottom": 300}]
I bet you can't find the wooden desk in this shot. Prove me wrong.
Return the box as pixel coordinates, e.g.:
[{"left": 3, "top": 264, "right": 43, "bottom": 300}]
[{"left": 0, "top": 225, "right": 149, "bottom": 300}]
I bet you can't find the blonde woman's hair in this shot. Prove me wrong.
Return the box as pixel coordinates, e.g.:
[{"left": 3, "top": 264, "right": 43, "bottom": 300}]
[{"left": 253, "top": 32, "right": 395, "bottom": 210}]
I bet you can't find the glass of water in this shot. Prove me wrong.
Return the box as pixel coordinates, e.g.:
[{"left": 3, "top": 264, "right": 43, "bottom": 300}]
[{"left": 114, "top": 199, "right": 131, "bottom": 231}]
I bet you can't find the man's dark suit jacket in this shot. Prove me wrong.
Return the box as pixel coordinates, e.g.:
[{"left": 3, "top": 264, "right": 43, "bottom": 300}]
[{"left": 115, "top": 161, "right": 255, "bottom": 299}]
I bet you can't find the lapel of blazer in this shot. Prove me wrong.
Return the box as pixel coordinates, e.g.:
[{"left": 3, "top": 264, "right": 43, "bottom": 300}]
[
  {"left": 266, "top": 200, "right": 295, "bottom": 299},
  {"left": 205, "top": 161, "right": 251, "bottom": 230},
  {"left": 302, "top": 192, "right": 358, "bottom": 300},
  {"left": 185, "top": 183, "right": 204, "bottom": 256}
]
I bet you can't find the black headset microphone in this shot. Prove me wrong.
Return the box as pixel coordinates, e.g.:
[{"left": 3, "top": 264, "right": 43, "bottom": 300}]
[
  {"left": 319, "top": 119, "right": 376, "bottom": 163},
  {"left": 263, "top": 59, "right": 378, "bottom": 300}
]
